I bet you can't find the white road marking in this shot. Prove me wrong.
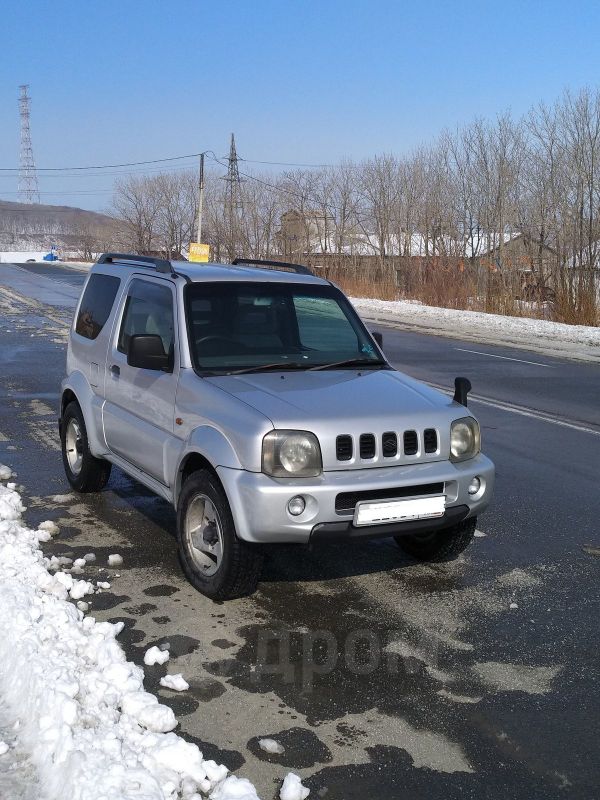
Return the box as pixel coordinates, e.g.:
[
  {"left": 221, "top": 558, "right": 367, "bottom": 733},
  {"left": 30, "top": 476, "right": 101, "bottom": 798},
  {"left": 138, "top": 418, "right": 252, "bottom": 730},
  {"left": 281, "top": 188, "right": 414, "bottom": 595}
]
[
  {"left": 428, "top": 382, "right": 600, "bottom": 437},
  {"left": 468, "top": 393, "right": 600, "bottom": 437},
  {"left": 455, "top": 347, "right": 553, "bottom": 368}
]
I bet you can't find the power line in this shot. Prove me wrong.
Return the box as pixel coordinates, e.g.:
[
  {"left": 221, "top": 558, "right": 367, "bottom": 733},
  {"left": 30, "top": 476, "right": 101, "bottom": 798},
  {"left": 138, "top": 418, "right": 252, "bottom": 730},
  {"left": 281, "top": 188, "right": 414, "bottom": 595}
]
[
  {"left": 0, "top": 152, "right": 205, "bottom": 173},
  {"left": 0, "top": 152, "right": 330, "bottom": 173},
  {"left": 240, "top": 158, "right": 331, "bottom": 168},
  {"left": 0, "top": 163, "right": 200, "bottom": 180}
]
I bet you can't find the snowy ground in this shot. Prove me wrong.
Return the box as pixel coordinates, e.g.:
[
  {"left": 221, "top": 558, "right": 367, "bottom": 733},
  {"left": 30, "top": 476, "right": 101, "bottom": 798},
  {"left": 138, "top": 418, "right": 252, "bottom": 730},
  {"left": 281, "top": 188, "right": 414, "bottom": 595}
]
[
  {"left": 0, "top": 468, "right": 307, "bottom": 800},
  {"left": 0, "top": 699, "right": 40, "bottom": 800},
  {"left": 350, "top": 297, "right": 600, "bottom": 363}
]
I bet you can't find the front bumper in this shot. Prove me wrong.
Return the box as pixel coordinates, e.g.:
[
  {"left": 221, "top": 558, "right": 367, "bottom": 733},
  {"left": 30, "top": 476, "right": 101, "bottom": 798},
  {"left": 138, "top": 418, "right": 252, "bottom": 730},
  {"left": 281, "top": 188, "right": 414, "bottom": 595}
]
[{"left": 217, "top": 453, "right": 494, "bottom": 544}]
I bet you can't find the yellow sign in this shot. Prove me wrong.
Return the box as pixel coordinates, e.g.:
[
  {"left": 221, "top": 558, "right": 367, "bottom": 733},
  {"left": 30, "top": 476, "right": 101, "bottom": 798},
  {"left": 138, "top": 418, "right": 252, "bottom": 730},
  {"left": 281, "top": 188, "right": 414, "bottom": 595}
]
[{"left": 189, "top": 242, "right": 210, "bottom": 263}]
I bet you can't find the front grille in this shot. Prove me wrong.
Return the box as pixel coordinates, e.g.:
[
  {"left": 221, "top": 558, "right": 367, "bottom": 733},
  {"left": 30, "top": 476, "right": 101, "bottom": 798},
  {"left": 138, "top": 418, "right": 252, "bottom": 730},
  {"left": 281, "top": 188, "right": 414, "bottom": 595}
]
[
  {"left": 382, "top": 431, "right": 398, "bottom": 457},
  {"left": 403, "top": 430, "right": 418, "bottom": 455},
  {"left": 335, "top": 482, "right": 444, "bottom": 515},
  {"left": 424, "top": 428, "right": 438, "bottom": 453},
  {"left": 359, "top": 433, "right": 376, "bottom": 459},
  {"left": 336, "top": 435, "right": 353, "bottom": 461}
]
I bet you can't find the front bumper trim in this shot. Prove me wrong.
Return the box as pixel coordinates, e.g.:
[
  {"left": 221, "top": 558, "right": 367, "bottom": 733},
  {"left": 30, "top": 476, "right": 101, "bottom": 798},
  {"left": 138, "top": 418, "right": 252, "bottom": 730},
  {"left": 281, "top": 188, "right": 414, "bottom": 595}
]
[{"left": 310, "top": 504, "right": 470, "bottom": 542}]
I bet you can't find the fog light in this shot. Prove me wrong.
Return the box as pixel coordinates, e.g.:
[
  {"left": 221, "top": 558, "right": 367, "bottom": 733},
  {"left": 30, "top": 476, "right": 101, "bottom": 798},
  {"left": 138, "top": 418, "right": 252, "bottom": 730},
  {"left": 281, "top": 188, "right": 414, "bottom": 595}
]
[
  {"left": 287, "top": 496, "right": 306, "bottom": 516},
  {"left": 468, "top": 477, "right": 481, "bottom": 495}
]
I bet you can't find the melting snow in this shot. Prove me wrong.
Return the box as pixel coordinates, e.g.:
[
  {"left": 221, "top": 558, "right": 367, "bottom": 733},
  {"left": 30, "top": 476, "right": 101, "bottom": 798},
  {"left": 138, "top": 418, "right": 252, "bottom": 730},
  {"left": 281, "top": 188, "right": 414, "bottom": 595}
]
[
  {"left": 144, "top": 646, "right": 170, "bottom": 666},
  {"left": 259, "top": 738, "right": 285, "bottom": 755},
  {"left": 0, "top": 477, "right": 263, "bottom": 799},
  {"left": 160, "top": 674, "right": 189, "bottom": 692},
  {"left": 37, "top": 520, "right": 59, "bottom": 536},
  {"left": 280, "top": 773, "right": 310, "bottom": 800}
]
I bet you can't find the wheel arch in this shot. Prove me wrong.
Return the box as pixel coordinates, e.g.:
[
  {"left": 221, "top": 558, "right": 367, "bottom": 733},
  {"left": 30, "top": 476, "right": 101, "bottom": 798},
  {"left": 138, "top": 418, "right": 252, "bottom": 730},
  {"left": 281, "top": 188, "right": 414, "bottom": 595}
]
[
  {"left": 60, "top": 373, "right": 106, "bottom": 457},
  {"left": 175, "top": 451, "right": 221, "bottom": 507}
]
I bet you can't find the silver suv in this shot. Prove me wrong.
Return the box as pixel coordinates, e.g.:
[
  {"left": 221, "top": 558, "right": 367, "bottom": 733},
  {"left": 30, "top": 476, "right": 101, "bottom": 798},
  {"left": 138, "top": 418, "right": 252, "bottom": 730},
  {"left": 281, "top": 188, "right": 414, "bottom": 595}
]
[{"left": 60, "top": 253, "right": 494, "bottom": 599}]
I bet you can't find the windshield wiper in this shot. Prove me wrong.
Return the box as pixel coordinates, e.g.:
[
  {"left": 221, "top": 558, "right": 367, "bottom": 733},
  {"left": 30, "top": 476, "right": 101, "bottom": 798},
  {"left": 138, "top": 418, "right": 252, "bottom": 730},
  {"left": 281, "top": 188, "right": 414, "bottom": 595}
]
[
  {"left": 227, "top": 361, "right": 307, "bottom": 375},
  {"left": 309, "top": 358, "right": 387, "bottom": 371}
]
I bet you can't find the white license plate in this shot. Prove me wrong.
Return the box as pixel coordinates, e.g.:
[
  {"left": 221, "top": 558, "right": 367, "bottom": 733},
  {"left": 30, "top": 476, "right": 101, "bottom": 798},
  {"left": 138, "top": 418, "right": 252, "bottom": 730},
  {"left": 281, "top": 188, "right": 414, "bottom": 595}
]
[{"left": 354, "top": 495, "right": 445, "bottom": 527}]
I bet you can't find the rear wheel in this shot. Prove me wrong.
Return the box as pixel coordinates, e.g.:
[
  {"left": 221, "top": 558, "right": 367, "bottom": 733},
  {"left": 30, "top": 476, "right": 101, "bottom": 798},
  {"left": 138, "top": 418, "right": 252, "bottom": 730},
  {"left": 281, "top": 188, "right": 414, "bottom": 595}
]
[
  {"left": 61, "top": 401, "right": 112, "bottom": 492},
  {"left": 176, "top": 469, "right": 263, "bottom": 599},
  {"left": 394, "top": 517, "right": 476, "bottom": 562}
]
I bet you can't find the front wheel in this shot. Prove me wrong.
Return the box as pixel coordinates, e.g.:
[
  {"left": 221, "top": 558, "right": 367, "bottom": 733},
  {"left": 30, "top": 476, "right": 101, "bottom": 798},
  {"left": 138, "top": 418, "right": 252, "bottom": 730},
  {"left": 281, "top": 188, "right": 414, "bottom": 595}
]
[
  {"left": 394, "top": 517, "right": 476, "bottom": 562},
  {"left": 176, "top": 469, "right": 263, "bottom": 600},
  {"left": 61, "top": 401, "right": 112, "bottom": 492}
]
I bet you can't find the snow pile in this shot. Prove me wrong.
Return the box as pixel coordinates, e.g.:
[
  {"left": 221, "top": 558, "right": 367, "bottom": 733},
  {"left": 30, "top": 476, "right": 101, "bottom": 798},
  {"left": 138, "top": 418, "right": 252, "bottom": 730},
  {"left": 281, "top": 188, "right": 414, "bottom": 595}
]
[
  {"left": 108, "top": 554, "right": 124, "bottom": 567},
  {"left": 0, "top": 741, "right": 8, "bottom": 756},
  {"left": 160, "top": 675, "right": 189, "bottom": 692},
  {"left": 351, "top": 297, "right": 600, "bottom": 360},
  {"left": 0, "top": 465, "right": 13, "bottom": 481},
  {"left": 38, "top": 520, "right": 59, "bottom": 536},
  {"left": 279, "top": 773, "right": 309, "bottom": 800},
  {"left": 211, "top": 777, "right": 260, "bottom": 800},
  {"left": 0, "top": 478, "right": 263, "bottom": 800},
  {"left": 145, "top": 646, "right": 170, "bottom": 666}
]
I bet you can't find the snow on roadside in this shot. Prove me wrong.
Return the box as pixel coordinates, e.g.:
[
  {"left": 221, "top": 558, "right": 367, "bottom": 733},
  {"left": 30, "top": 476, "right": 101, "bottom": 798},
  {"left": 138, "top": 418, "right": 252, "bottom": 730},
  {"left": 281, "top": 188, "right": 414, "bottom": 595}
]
[
  {"left": 0, "top": 476, "right": 262, "bottom": 800},
  {"left": 351, "top": 297, "right": 600, "bottom": 361},
  {"left": 0, "top": 698, "right": 40, "bottom": 800}
]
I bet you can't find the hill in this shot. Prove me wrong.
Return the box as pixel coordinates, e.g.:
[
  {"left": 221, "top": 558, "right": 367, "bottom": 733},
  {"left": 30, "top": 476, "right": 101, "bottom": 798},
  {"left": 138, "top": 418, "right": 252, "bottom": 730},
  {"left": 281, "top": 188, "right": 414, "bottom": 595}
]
[{"left": 0, "top": 200, "right": 121, "bottom": 258}]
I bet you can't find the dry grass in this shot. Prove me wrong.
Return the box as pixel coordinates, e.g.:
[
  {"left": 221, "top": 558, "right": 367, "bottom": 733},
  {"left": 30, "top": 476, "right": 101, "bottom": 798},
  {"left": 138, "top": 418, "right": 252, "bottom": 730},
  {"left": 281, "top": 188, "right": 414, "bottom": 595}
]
[{"left": 320, "top": 260, "right": 598, "bottom": 327}]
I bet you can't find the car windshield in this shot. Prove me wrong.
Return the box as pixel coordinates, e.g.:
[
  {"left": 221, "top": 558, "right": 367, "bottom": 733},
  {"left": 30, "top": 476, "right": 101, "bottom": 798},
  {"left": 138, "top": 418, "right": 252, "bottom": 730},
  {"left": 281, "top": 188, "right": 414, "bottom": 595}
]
[{"left": 184, "top": 281, "right": 385, "bottom": 374}]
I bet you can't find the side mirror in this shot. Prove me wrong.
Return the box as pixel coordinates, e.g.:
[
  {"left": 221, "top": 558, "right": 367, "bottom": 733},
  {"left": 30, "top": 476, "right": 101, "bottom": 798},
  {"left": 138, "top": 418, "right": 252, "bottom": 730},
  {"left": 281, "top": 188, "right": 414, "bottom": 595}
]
[
  {"left": 453, "top": 376, "right": 472, "bottom": 407},
  {"left": 372, "top": 331, "right": 383, "bottom": 349},
  {"left": 128, "top": 334, "right": 171, "bottom": 371}
]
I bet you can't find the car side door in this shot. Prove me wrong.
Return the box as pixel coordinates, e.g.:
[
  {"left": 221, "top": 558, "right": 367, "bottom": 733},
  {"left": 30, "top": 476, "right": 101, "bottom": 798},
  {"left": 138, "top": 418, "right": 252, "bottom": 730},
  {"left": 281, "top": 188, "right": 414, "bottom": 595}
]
[{"left": 102, "top": 275, "right": 178, "bottom": 485}]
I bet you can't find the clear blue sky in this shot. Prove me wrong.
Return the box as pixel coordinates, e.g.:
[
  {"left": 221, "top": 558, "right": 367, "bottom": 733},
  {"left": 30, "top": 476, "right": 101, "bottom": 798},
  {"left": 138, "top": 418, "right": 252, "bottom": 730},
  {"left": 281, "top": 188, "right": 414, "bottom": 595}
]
[{"left": 1, "top": 0, "right": 599, "bottom": 211}]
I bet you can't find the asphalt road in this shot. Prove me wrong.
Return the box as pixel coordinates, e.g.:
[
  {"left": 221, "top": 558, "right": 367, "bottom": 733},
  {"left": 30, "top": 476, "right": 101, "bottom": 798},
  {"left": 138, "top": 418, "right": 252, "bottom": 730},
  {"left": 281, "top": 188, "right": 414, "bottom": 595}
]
[{"left": 0, "top": 262, "right": 599, "bottom": 800}]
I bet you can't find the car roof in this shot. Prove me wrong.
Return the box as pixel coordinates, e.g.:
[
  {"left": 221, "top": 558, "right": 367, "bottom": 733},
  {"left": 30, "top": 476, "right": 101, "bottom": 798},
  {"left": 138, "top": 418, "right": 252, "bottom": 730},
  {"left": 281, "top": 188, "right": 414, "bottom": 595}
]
[
  {"left": 92, "top": 256, "right": 329, "bottom": 286},
  {"left": 172, "top": 261, "right": 328, "bottom": 285}
]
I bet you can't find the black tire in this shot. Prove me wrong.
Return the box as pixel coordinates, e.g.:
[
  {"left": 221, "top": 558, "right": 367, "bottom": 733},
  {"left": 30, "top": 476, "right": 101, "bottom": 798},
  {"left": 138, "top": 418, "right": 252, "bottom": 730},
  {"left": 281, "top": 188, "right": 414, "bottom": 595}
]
[
  {"left": 61, "top": 401, "right": 112, "bottom": 492},
  {"left": 176, "top": 469, "right": 263, "bottom": 600},
  {"left": 394, "top": 517, "right": 477, "bottom": 562}
]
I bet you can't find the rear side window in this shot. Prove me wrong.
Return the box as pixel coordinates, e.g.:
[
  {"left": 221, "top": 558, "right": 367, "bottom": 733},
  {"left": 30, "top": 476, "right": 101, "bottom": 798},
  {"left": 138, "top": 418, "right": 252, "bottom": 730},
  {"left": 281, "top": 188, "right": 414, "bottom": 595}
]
[
  {"left": 75, "top": 274, "right": 121, "bottom": 340},
  {"left": 117, "top": 279, "right": 174, "bottom": 357}
]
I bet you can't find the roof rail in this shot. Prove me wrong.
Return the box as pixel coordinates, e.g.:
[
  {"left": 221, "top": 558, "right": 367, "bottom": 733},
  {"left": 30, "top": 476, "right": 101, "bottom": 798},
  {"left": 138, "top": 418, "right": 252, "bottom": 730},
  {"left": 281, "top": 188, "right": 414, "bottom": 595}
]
[
  {"left": 231, "top": 257, "right": 313, "bottom": 276},
  {"left": 97, "top": 252, "right": 173, "bottom": 274}
]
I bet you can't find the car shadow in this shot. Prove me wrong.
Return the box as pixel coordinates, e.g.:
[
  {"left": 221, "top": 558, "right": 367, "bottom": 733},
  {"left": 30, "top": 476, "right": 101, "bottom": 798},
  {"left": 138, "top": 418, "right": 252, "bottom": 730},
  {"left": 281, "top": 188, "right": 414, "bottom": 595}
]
[{"left": 105, "top": 468, "right": 452, "bottom": 587}]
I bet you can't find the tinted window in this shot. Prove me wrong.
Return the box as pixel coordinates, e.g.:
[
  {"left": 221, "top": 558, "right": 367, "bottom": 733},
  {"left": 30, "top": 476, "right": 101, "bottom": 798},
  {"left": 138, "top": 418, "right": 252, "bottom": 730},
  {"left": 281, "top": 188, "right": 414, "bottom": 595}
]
[
  {"left": 118, "top": 279, "right": 174, "bottom": 359},
  {"left": 293, "top": 295, "right": 358, "bottom": 351},
  {"left": 75, "top": 274, "right": 121, "bottom": 340},
  {"left": 185, "top": 281, "right": 381, "bottom": 373}
]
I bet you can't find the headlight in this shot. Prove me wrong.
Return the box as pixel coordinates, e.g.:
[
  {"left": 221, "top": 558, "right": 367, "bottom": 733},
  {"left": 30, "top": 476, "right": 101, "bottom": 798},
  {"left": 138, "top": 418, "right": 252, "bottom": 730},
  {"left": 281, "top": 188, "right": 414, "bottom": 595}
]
[
  {"left": 450, "top": 417, "right": 480, "bottom": 462},
  {"left": 262, "top": 430, "right": 322, "bottom": 477}
]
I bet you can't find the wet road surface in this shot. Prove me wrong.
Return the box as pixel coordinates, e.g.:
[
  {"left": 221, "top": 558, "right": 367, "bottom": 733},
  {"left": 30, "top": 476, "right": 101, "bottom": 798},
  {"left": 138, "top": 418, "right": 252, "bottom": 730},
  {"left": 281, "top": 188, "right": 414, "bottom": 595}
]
[{"left": 0, "top": 262, "right": 599, "bottom": 799}]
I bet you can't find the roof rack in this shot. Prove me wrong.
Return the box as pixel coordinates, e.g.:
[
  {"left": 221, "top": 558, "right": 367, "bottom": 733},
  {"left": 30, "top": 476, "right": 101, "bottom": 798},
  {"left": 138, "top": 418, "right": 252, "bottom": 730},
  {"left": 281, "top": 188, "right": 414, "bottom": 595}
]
[
  {"left": 231, "top": 258, "right": 313, "bottom": 276},
  {"left": 97, "top": 253, "right": 173, "bottom": 274}
]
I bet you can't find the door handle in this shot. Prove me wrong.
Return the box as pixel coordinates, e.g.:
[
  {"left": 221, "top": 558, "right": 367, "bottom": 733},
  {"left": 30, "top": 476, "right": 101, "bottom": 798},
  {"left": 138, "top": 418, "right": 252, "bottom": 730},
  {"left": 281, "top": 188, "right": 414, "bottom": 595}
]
[{"left": 110, "top": 364, "right": 120, "bottom": 377}]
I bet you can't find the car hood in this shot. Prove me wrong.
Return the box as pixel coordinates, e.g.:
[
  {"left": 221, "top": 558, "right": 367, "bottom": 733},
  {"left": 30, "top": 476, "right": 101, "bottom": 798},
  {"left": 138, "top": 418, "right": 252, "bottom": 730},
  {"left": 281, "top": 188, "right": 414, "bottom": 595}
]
[
  {"left": 206, "top": 369, "right": 455, "bottom": 424},
  {"left": 206, "top": 369, "right": 465, "bottom": 470}
]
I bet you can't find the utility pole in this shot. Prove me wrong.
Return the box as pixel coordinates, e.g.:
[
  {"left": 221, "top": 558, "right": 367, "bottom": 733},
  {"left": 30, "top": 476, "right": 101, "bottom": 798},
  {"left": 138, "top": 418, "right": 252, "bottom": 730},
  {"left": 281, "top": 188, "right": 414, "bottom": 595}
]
[
  {"left": 18, "top": 85, "right": 40, "bottom": 204},
  {"left": 196, "top": 152, "right": 205, "bottom": 242}
]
